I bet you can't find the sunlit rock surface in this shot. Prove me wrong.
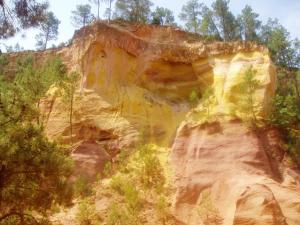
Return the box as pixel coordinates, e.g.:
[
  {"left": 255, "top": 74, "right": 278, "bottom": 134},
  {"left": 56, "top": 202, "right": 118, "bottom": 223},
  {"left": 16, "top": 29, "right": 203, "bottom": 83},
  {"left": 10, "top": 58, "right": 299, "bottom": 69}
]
[{"left": 38, "top": 21, "right": 300, "bottom": 224}]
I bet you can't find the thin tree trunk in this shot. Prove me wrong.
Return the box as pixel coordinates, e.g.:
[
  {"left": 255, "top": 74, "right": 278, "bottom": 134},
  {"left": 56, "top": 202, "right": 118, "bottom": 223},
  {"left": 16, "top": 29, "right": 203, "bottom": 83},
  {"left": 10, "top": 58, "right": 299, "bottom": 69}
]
[
  {"left": 192, "top": 6, "right": 197, "bottom": 33},
  {"left": 44, "top": 29, "right": 49, "bottom": 50},
  {"left": 97, "top": 0, "right": 100, "bottom": 20},
  {"left": 292, "top": 71, "right": 300, "bottom": 99},
  {"left": 37, "top": 99, "right": 40, "bottom": 124},
  {"left": 108, "top": 0, "right": 112, "bottom": 23},
  {"left": 70, "top": 90, "right": 73, "bottom": 146}
]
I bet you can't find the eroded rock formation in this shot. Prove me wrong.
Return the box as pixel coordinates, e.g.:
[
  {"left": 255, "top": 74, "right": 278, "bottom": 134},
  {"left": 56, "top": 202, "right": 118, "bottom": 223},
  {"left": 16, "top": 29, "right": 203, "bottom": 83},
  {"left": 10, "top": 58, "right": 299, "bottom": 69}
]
[{"left": 39, "top": 21, "right": 299, "bottom": 224}]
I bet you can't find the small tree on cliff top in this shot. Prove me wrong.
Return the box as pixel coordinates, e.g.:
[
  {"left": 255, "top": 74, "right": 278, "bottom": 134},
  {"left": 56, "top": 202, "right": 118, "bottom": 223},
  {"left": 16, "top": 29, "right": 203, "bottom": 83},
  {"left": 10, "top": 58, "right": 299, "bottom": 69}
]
[
  {"left": 35, "top": 11, "right": 60, "bottom": 50},
  {"left": 71, "top": 4, "right": 95, "bottom": 28},
  {"left": 114, "top": 0, "right": 153, "bottom": 23},
  {"left": 179, "top": 0, "right": 203, "bottom": 33}
]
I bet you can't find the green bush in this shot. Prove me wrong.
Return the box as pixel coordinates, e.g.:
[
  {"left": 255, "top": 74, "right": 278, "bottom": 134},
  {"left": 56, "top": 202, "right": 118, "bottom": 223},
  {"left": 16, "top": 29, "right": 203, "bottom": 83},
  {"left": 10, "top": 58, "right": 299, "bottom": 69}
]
[
  {"left": 188, "top": 89, "right": 199, "bottom": 106},
  {"left": 74, "top": 176, "right": 93, "bottom": 198},
  {"left": 103, "top": 161, "right": 113, "bottom": 177},
  {"left": 123, "top": 183, "right": 141, "bottom": 214},
  {"left": 137, "top": 145, "right": 165, "bottom": 191},
  {"left": 0, "top": 54, "right": 74, "bottom": 224},
  {"left": 155, "top": 196, "right": 170, "bottom": 223},
  {"left": 269, "top": 69, "right": 300, "bottom": 164},
  {"left": 75, "top": 198, "right": 101, "bottom": 225},
  {"left": 110, "top": 175, "right": 127, "bottom": 194},
  {"left": 107, "top": 204, "right": 135, "bottom": 225}
]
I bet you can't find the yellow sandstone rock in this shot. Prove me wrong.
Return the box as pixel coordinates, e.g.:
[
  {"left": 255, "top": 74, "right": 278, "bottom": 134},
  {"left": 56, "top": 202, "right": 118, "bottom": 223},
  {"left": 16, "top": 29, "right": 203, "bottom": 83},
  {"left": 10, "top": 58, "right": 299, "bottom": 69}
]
[{"left": 37, "top": 21, "right": 300, "bottom": 225}]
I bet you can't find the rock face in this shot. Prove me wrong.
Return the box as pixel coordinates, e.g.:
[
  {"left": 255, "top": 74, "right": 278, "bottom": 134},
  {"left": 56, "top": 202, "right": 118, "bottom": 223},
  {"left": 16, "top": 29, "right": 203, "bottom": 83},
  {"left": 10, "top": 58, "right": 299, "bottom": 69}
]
[
  {"left": 171, "top": 121, "right": 300, "bottom": 224},
  {"left": 39, "top": 21, "right": 300, "bottom": 224}
]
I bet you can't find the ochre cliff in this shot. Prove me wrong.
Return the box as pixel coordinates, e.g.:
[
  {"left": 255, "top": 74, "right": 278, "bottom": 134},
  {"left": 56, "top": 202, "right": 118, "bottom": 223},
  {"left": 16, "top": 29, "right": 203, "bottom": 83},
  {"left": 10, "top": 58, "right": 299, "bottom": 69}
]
[{"left": 40, "top": 21, "right": 299, "bottom": 224}]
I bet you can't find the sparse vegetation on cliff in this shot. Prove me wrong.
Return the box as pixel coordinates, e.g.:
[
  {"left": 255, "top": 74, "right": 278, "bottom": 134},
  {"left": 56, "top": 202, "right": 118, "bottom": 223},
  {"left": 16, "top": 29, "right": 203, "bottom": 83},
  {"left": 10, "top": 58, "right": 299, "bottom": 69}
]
[
  {"left": 230, "top": 66, "right": 261, "bottom": 127},
  {"left": 269, "top": 69, "right": 300, "bottom": 165}
]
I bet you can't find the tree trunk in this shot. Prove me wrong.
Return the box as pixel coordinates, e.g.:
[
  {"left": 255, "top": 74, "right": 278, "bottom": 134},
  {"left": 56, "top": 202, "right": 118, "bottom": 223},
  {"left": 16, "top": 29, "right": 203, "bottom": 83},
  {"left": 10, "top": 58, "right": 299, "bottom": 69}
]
[
  {"left": 44, "top": 29, "right": 49, "bottom": 50},
  {"left": 192, "top": 6, "right": 197, "bottom": 33},
  {"left": 70, "top": 90, "right": 73, "bottom": 146},
  {"left": 108, "top": 0, "right": 112, "bottom": 23},
  {"left": 37, "top": 99, "right": 40, "bottom": 124},
  {"left": 97, "top": 0, "right": 100, "bottom": 20},
  {"left": 292, "top": 71, "right": 300, "bottom": 99}
]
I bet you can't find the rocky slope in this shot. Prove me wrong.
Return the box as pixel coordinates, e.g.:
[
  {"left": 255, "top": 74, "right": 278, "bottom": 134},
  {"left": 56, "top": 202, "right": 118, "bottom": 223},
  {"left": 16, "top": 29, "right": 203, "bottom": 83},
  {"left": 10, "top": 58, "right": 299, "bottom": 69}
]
[{"left": 40, "top": 21, "right": 299, "bottom": 224}]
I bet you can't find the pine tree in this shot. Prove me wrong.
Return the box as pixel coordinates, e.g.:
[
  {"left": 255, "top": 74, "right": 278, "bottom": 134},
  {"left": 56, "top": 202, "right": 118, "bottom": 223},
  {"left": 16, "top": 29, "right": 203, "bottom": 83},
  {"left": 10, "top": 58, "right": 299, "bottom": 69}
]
[
  {"left": 260, "top": 19, "right": 300, "bottom": 68},
  {"left": 35, "top": 12, "right": 60, "bottom": 50},
  {"left": 0, "top": 55, "right": 73, "bottom": 224},
  {"left": 151, "top": 7, "right": 175, "bottom": 26},
  {"left": 237, "top": 5, "right": 261, "bottom": 41},
  {"left": 200, "top": 6, "right": 221, "bottom": 39},
  {"left": 0, "top": 0, "right": 49, "bottom": 39},
  {"left": 212, "top": 0, "right": 240, "bottom": 41},
  {"left": 61, "top": 72, "right": 79, "bottom": 146},
  {"left": 114, "top": 0, "right": 153, "bottom": 23},
  {"left": 71, "top": 4, "right": 95, "bottom": 28},
  {"left": 179, "top": 0, "right": 203, "bottom": 33}
]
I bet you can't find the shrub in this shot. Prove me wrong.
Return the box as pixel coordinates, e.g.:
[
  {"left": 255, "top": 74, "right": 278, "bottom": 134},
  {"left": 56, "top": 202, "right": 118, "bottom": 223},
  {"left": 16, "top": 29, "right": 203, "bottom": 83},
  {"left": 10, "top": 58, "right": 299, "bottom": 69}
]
[
  {"left": 107, "top": 204, "right": 136, "bottom": 225},
  {"left": 229, "top": 66, "right": 261, "bottom": 127},
  {"left": 189, "top": 89, "right": 199, "bottom": 106},
  {"left": 123, "top": 183, "right": 141, "bottom": 214},
  {"left": 110, "top": 175, "right": 127, "bottom": 194},
  {"left": 137, "top": 145, "right": 165, "bottom": 191},
  {"left": 103, "top": 161, "right": 113, "bottom": 177},
  {"left": 0, "top": 54, "right": 74, "bottom": 223},
  {"left": 155, "top": 196, "right": 170, "bottom": 223},
  {"left": 75, "top": 198, "right": 101, "bottom": 225},
  {"left": 74, "top": 176, "right": 93, "bottom": 198},
  {"left": 197, "top": 190, "right": 223, "bottom": 225}
]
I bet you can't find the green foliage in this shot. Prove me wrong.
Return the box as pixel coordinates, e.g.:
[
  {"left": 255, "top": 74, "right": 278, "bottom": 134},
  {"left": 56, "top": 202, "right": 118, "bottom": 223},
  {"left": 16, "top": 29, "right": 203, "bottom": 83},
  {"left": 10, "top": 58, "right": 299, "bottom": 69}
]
[
  {"left": 231, "top": 67, "right": 261, "bottom": 126},
  {"left": 0, "top": 54, "right": 8, "bottom": 75},
  {"left": 0, "top": 54, "right": 73, "bottom": 224},
  {"left": 107, "top": 144, "right": 168, "bottom": 224},
  {"left": 212, "top": 0, "right": 240, "bottom": 41},
  {"left": 136, "top": 145, "right": 165, "bottom": 191},
  {"left": 71, "top": 4, "right": 95, "bottom": 28},
  {"left": 270, "top": 95, "right": 300, "bottom": 127},
  {"left": 260, "top": 19, "right": 300, "bottom": 68},
  {"left": 109, "top": 176, "right": 141, "bottom": 224},
  {"left": 155, "top": 196, "right": 169, "bottom": 223},
  {"left": 4, "top": 43, "right": 24, "bottom": 53},
  {"left": 269, "top": 69, "right": 300, "bottom": 164},
  {"left": 197, "top": 190, "right": 223, "bottom": 225},
  {"left": 179, "top": 0, "right": 203, "bottom": 33},
  {"left": 0, "top": 0, "right": 49, "bottom": 39},
  {"left": 200, "top": 6, "right": 221, "bottom": 40},
  {"left": 75, "top": 198, "right": 101, "bottom": 225},
  {"left": 110, "top": 174, "right": 127, "bottom": 194},
  {"left": 60, "top": 72, "right": 79, "bottom": 145},
  {"left": 107, "top": 203, "right": 136, "bottom": 225},
  {"left": 114, "top": 0, "right": 153, "bottom": 23},
  {"left": 74, "top": 176, "right": 93, "bottom": 198},
  {"left": 202, "top": 87, "right": 214, "bottom": 119},
  {"left": 237, "top": 5, "right": 261, "bottom": 41},
  {"left": 151, "top": 7, "right": 176, "bottom": 26},
  {"left": 123, "top": 183, "right": 141, "bottom": 214},
  {"left": 89, "top": 0, "right": 103, "bottom": 20},
  {"left": 188, "top": 89, "right": 199, "bottom": 106},
  {"left": 103, "top": 161, "right": 113, "bottom": 177},
  {"left": 35, "top": 12, "right": 60, "bottom": 50}
]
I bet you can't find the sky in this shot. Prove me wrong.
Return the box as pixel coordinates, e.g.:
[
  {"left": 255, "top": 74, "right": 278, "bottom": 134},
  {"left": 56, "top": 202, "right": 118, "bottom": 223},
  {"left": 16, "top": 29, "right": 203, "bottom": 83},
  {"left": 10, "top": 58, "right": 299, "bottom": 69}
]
[{"left": 1, "top": 0, "right": 300, "bottom": 52}]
